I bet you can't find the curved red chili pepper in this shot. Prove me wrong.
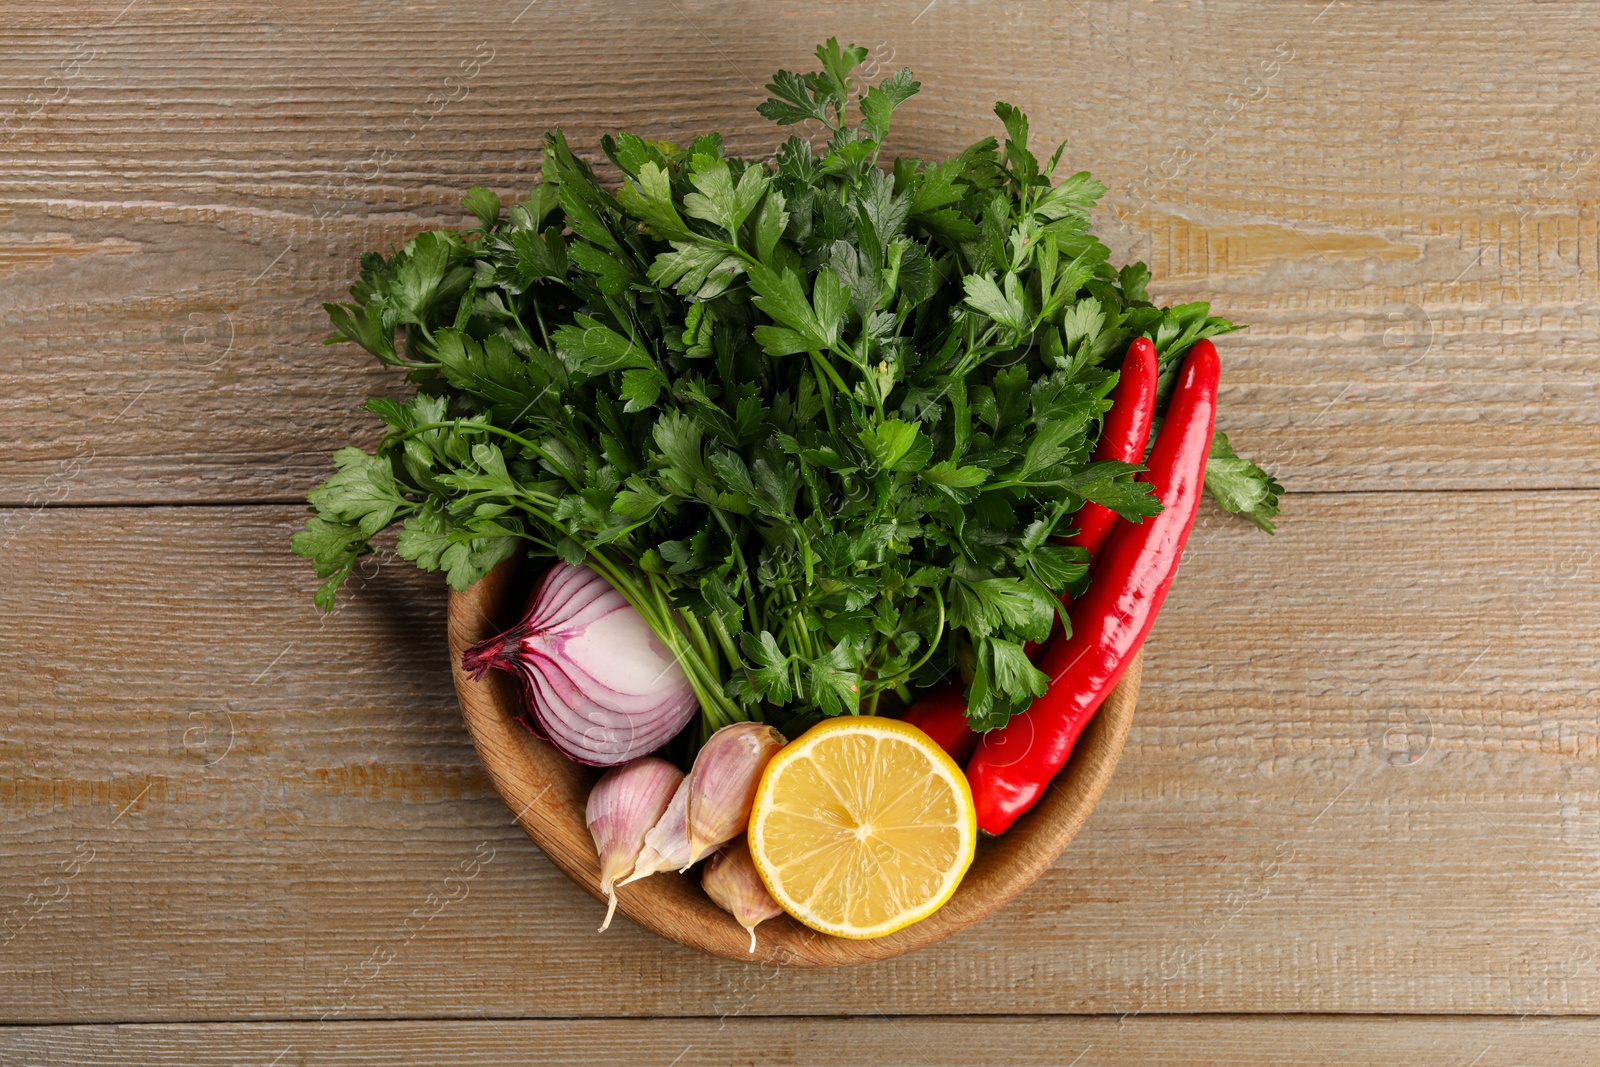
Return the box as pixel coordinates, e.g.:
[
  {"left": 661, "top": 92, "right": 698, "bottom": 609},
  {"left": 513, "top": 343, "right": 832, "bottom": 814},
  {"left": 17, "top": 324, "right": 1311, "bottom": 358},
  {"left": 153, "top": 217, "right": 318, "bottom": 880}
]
[
  {"left": 909, "top": 339, "right": 1166, "bottom": 752},
  {"left": 1068, "top": 336, "right": 1160, "bottom": 560},
  {"left": 1024, "top": 337, "right": 1161, "bottom": 661},
  {"left": 899, "top": 682, "right": 979, "bottom": 763},
  {"left": 966, "top": 339, "right": 1220, "bottom": 835}
]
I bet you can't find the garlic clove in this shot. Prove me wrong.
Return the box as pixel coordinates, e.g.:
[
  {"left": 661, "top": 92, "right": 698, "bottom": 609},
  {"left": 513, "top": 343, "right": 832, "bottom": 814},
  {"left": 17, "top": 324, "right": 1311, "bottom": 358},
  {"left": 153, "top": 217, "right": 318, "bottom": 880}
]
[
  {"left": 685, "top": 722, "right": 786, "bottom": 863},
  {"left": 702, "top": 837, "right": 785, "bottom": 953},
  {"left": 585, "top": 757, "right": 682, "bottom": 932},
  {"left": 617, "top": 774, "right": 692, "bottom": 887}
]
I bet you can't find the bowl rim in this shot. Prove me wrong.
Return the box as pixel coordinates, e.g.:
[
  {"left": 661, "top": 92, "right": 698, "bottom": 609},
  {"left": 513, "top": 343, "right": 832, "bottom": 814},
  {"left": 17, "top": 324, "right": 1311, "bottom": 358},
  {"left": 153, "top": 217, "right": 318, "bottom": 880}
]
[{"left": 448, "top": 555, "right": 1141, "bottom": 967}]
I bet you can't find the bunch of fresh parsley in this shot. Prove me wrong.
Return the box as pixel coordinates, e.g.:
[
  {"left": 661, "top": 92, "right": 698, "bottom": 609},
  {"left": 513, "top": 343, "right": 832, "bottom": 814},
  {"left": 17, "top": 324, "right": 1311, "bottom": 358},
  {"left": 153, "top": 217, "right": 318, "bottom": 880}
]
[{"left": 294, "top": 39, "right": 1280, "bottom": 737}]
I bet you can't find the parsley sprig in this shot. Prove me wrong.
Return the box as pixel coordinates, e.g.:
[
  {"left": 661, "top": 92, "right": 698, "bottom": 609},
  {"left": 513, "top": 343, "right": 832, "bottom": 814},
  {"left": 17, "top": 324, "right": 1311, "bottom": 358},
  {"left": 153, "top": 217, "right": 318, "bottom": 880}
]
[{"left": 294, "top": 39, "right": 1279, "bottom": 736}]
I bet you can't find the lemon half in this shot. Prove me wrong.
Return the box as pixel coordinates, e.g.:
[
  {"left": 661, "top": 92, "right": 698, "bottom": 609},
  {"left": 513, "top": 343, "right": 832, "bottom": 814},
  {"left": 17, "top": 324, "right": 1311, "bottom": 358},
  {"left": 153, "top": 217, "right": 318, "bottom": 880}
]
[{"left": 747, "top": 716, "right": 977, "bottom": 940}]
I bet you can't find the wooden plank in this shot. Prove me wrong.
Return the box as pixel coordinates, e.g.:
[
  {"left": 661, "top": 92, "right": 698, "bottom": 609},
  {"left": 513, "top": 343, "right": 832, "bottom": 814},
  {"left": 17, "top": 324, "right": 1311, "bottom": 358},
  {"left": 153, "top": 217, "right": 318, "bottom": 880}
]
[
  {"left": 3, "top": 0, "right": 1600, "bottom": 504},
  {"left": 4, "top": 1015, "right": 1600, "bottom": 1066},
  {"left": 3, "top": 494, "right": 1598, "bottom": 1022}
]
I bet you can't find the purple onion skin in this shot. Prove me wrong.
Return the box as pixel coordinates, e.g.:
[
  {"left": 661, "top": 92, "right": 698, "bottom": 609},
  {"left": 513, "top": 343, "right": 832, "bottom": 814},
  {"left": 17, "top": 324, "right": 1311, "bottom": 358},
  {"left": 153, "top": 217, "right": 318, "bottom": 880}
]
[{"left": 462, "top": 563, "right": 698, "bottom": 766}]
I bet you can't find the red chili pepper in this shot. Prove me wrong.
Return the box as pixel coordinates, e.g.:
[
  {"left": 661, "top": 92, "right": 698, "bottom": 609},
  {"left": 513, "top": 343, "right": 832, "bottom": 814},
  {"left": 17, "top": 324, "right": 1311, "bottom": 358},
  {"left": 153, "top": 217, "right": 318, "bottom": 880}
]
[
  {"left": 966, "top": 339, "right": 1220, "bottom": 835},
  {"left": 1068, "top": 336, "right": 1160, "bottom": 560},
  {"left": 907, "top": 339, "right": 1166, "bottom": 751},
  {"left": 899, "top": 683, "right": 979, "bottom": 763},
  {"left": 1025, "top": 337, "right": 1161, "bottom": 660}
]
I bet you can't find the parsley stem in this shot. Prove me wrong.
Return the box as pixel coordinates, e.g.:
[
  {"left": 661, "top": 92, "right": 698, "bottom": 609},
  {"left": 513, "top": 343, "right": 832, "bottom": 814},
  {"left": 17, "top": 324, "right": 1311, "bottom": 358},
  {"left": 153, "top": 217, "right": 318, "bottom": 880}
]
[
  {"left": 830, "top": 339, "right": 883, "bottom": 421},
  {"left": 584, "top": 551, "right": 744, "bottom": 731},
  {"left": 780, "top": 587, "right": 816, "bottom": 662},
  {"left": 799, "top": 527, "right": 815, "bottom": 587},
  {"left": 798, "top": 464, "right": 834, "bottom": 536},
  {"left": 873, "top": 583, "right": 945, "bottom": 690},
  {"left": 507, "top": 530, "right": 560, "bottom": 556},
  {"left": 807, "top": 357, "right": 839, "bottom": 436},
  {"left": 527, "top": 295, "right": 552, "bottom": 352},
  {"left": 809, "top": 350, "right": 849, "bottom": 397},
  {"left": 709, "top": 506, "right": 759, "bottom": 638},
  {"left": 508, "top": 499, "right": 562, "bottom": 529}
]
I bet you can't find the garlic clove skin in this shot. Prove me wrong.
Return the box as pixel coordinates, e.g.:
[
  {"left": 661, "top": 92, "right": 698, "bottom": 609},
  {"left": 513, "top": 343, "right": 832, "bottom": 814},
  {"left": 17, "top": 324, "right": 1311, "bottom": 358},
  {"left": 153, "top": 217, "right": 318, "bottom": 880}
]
[
  {"left": 702, "top": 837, "right": 785, "bottom": 953},
  {"left": 617, "top": 774, "right": 692, "bottom": 887},
  {"left": 585, "top": 757, "right": 682, "bottom": 932},
  {"left": 685, "top": 722, "right": 786, "bottom": 864}
]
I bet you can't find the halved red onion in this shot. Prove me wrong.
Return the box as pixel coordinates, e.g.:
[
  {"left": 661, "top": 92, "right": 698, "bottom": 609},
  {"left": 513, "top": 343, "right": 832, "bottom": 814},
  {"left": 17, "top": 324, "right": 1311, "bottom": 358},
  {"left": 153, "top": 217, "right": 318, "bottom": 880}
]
[{"left": 461, "top": 562, "right": 699, "bottom": 765}]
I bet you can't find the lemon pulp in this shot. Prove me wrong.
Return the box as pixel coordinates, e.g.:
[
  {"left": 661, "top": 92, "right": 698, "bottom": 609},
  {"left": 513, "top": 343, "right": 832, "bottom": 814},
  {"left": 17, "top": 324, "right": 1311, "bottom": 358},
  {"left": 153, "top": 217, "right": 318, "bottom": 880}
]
[{"left": 747, "top": 717, "right": 977, "bottom": 939}]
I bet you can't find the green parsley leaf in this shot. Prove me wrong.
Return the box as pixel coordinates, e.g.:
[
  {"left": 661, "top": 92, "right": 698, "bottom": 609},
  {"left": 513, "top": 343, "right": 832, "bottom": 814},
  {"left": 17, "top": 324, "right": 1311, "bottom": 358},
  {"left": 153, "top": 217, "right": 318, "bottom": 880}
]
[
  {"left": 463, "top": 186, "right": 502, "bottom": 229},
  {"left": 305, "top": 448, "right": 407, "bottom": 537},
  {"left": 758, "top": 69, "right": 831, "bottom": 127},
  {"left": 805, "top": 639, "right": 862, "bottom": 716},
  {"left": 552, "top": 317, "right": 653, "bottom": 378},
  {"left": 616, "top": 161, "right": 693, "bottom": 240},
  {"left": 290, "top": 516, "right": 371, "bottom": 613},
  {"left": 859, "top": 419, "right": 931, "bottom": 473},
  {"left": 1205, "top": 430, "right": 1284, "bottom": 532},
  {"left": 963, "top": 272, "right": 1030, "bottom": 334},
  {"left": 740, "top": 630, "right": 795, "bottom": 704},
  {"left": 950, "top": 576, "right": 1055, "bottom": 643},
  {"left": 859, "top": 67, "right": 921, "bottom": 143},
  {"left": 1026, "top": 542, "right": 1090, "bottom": 591}
]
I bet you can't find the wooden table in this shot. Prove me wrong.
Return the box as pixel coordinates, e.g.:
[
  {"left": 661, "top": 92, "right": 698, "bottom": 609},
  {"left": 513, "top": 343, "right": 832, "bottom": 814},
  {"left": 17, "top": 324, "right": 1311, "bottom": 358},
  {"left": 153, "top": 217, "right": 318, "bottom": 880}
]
[{"left": 4, "top": 2, "right": 1598, "bottom": 1062}]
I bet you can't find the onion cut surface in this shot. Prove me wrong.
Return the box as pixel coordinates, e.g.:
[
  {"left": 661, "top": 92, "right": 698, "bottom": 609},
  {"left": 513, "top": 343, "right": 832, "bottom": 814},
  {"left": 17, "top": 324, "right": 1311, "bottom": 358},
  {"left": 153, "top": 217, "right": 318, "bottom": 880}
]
[{"left": 461, "top": 562, "right": 697, "bottom": 765}]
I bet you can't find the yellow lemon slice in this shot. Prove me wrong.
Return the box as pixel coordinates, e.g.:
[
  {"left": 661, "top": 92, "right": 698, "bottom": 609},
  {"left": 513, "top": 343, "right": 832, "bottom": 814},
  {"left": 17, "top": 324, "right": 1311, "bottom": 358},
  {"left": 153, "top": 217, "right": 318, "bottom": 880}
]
[{"left": 747, "top": 716, "right": 977, "bottom": 940}]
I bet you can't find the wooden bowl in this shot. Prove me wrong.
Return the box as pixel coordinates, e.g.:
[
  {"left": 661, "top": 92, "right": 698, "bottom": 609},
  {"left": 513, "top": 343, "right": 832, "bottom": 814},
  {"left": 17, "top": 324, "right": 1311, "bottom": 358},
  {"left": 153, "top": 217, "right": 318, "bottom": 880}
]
[{"left": 448, "top": 556, "right": 1141, "bottom": 966}]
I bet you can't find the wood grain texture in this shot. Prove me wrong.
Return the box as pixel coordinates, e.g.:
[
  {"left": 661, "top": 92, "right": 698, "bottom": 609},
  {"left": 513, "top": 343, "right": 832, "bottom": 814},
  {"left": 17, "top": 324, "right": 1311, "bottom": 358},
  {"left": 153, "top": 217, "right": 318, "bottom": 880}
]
[
  {"left": 3, "top": 0, "right": 1600, "bottom": 503},
  {"left": 6, "top": 0, "right": 1600, "bottom": 1047},
  {"left": 448, "top": 556, "right": 1141, "bottom": 966},
  {"left": 4, "top": 1015, "right": 1600, "bottom": 1066},
  {"left": 3, "top": 496, "right": 1597, "bottom": 1022}
]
